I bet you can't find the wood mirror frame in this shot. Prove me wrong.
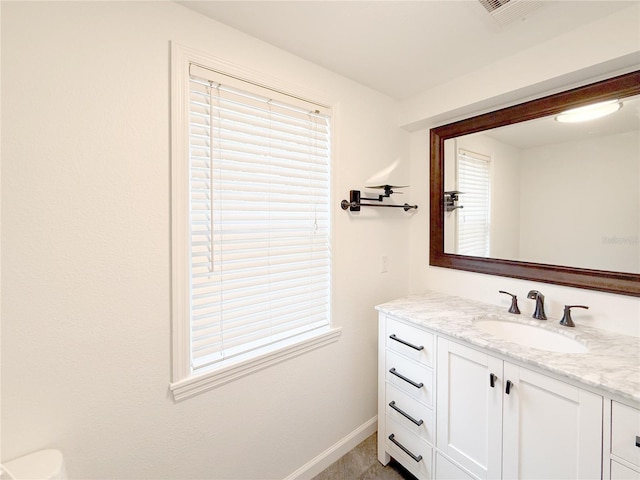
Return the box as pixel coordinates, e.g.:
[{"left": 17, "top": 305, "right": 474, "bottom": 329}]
[{"left": 429, "top": 70, "right": 640, "bottom": 297}]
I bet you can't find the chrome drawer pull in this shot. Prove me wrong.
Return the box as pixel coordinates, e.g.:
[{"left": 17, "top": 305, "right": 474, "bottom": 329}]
[
  {"left": 389, "top": 401, "right": 424, "bottom": 426},
  {"left": 389, "top": 368, "right": 424, "bottom": 389},
  {"left": 636, "top": 436, "right": 639, "bottom": 448},
  {"left": 388, "top": 434, "right": 422, "bottom": 463},
  {"left": 389, "top": 334, "right": 424, "bottom": 351}
]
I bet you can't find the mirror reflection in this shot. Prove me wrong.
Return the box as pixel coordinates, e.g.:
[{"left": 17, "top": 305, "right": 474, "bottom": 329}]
[{"left": 443, "top": 95, "right": 639, "bottom": 275}]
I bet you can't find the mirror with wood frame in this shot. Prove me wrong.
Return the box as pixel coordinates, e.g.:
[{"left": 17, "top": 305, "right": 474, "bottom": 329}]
[{"left": 429, "top": 70, "right": 640, "bottom": 297}]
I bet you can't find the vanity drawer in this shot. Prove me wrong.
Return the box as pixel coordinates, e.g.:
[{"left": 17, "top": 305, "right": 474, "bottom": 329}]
[
  {"left": 386, "top": 317, "right": 434, "bottom": 367},
  {"left": 385, "top": 349, "right": 434, "bottom": 406},
  {"left": 612, "top": 402, "right": 640, "bottom": 467},
  {"left": 386, "top": 383, "right": 434, "bottom": 444},
  {"left": 611, "top": 461, "right": 640, "bottom": 480},
  {"left": 386, "top": 415, "right": 433, "bottom": 480}
]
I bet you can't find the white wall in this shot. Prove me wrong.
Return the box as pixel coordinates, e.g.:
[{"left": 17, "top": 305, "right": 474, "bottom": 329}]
[
  {"left": 408, "top": 4, "right": 640, "bottom": 337},
  {"left": 1, "top": 2, "right": 411, "bottom": 478}
]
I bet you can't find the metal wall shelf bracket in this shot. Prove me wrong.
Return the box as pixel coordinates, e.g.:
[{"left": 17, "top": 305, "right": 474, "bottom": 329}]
[{"left": 340, "top": 186, "right": 418, "bottom": 212}]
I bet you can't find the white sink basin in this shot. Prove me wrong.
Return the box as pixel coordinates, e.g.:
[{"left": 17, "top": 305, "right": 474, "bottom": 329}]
[{"left": 475, "top": 319, "right": 588, "bottom": 353}]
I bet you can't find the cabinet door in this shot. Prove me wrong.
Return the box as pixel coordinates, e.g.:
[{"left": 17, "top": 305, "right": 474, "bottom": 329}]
[
  {"left": 436, "top": 338, "right": 503, "bottom": 479},
  {"left": 502, "top": 363, "right": 603, "bottom": 480}
]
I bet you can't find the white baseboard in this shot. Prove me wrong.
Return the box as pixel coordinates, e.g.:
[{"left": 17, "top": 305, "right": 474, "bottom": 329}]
[{"left": 284, "top": 416, "right": 378, "bottom": 480}]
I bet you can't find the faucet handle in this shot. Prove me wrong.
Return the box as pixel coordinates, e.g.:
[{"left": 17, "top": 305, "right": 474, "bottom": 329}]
[
  {"left": 499, "top": 291, "right": 521, "bottom": 314},
  {"left": 560, "top": 305, "right": 589, "bottom": 327}
]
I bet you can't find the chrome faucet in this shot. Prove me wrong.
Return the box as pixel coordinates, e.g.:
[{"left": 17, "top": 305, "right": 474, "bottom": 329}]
[{"left": 527, "top": 290, "right": 547, "bottom": 320}]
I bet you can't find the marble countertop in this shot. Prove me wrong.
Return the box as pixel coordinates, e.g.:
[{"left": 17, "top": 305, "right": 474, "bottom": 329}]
[{"left": 376, "top": 291, "right": 640, "bottom": 404}]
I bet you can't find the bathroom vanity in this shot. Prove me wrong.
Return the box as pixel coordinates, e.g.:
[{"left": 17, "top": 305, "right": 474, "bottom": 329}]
[{"left": 377, "top": 291, "right": 640, "bottom": 480}]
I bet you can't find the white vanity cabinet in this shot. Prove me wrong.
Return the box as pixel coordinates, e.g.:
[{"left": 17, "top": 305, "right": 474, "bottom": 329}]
[
  {"left": 436, "top": 337, "right": 603, "bottom": 480},
  {"left": 378, "top": 311, "right": 606, "bottom": 480},
  {"left": 377, "top": 292, "right": 640, "bottom": 480}
]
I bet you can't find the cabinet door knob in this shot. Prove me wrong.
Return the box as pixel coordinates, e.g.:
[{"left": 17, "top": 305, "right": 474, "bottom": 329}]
[
  {"left": 505, "top": 380, "right": 513, "bottom": 395},
  {"left": 489, "top": 373, "right": 498, "bottom": 388}
]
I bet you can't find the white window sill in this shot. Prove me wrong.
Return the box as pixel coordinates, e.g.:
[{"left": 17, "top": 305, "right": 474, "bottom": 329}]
[{"left": 170, "top": 327, "right": 342, "bottom": 401}]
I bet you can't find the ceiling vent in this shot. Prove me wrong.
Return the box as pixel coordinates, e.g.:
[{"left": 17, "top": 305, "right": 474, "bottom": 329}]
[{"left": 478, "top": 0, "right": 543, "bottom": 26}]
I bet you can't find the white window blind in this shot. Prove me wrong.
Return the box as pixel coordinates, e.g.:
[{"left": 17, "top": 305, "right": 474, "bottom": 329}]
[
  {"left": 187, "top": 64, "right": 332, "bottom": 374},
  {"left": 457, "top": 149, "right": 491, "bottom": 257}
]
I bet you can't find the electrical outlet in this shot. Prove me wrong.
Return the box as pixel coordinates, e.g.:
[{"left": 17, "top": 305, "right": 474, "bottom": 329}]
[{"left": 380, "top": 255, "right": 389, "bottom": 273}]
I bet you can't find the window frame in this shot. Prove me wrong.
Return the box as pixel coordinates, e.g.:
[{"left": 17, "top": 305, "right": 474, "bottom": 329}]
[{"left": 170, "top": 43, "right": 341, "bottom": 401}]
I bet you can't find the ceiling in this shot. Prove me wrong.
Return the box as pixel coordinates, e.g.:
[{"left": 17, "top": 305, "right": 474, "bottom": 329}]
[{"left": 177, "top": 1, "right": 635, "bottom": 100}]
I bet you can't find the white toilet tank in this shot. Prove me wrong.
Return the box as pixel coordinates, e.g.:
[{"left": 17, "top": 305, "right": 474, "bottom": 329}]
[{"left": 1, "top": 450, "right": 67, "bottom": 480}]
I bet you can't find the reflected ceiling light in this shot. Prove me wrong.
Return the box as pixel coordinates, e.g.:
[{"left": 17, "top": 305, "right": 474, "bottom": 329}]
[{"left": 555, "top": 99, "right": 622, "bottom": 123}]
